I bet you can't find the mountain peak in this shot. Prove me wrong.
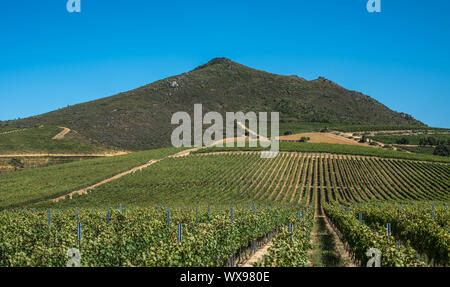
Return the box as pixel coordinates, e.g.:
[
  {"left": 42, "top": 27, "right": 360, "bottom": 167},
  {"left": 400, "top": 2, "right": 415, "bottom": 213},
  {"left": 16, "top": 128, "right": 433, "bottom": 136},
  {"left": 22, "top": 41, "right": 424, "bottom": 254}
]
[{"left": 193, "top": 57, "right": 235, "bottom": 71}]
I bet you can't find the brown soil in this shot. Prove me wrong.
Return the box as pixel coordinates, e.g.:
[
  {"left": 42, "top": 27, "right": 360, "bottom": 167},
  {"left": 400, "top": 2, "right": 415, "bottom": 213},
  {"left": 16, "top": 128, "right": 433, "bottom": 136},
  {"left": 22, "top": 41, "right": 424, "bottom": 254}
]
[
  {"left": 279, "top": 132, "right": 372, "bottom": 146},
  {"left": 239, "top": 241, "right": 273, "bottom": 267},
  {"left": 52, "top": 127, "right": 71, "bottom": 140}
]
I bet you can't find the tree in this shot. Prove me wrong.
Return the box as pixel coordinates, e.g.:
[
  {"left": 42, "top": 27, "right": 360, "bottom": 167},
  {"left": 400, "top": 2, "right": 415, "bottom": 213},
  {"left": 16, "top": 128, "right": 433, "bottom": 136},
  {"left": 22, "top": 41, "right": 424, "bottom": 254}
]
[
  {"left": 419, "top": 138, "right": 427, "bottom": 147},
  {"left": 320, "top": 127, "right": 328, "bottom": 133},
  {"left": 427, "top": 136, "right": 437, "bottom": 146},
  {"left": 359, "top": 135, "right": 367, "bottom": 143},
  {"left": 396, "top": 137, "right": 409, "bottom": 145},
  {"left": 433, "top": 145, "right": 449, "bottom": 157},
  {"left": 284, "top": 131, "right": 293, "bottom": 136},
  {"left": 9, "top": 158, "right": 24, "bottom": 171}
]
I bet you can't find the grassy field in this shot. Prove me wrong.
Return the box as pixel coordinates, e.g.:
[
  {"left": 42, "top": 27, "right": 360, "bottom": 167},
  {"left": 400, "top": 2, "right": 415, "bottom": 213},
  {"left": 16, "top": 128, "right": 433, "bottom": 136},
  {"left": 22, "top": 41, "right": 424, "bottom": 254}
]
[
  {"left": 196, "top": 142, "right": 450, "bottom": 163},
  {"left": 369, "top": 134, "right": 450, "bottom": 145},
  {"left": 0, "top": 126, "right": 112, "bottom": 154},
  {"left": 0, "top": 147, "right": 183, "bottom": 210}
]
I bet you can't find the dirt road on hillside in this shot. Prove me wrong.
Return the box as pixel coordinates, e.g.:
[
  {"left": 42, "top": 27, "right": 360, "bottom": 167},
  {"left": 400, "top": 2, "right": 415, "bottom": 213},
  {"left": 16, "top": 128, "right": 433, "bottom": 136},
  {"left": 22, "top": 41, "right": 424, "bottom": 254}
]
[
  {"left": 52, "top": 127, "right": 71, "bottom": 139},
  {"left": 48, "top": 147, "right": 200, "bottom": 202},
  {"left": 0, "top": 152, "right": 129, "bottom": 158},
  {"left": 0, "top": 129, "right": 28, "bottom": 135}
]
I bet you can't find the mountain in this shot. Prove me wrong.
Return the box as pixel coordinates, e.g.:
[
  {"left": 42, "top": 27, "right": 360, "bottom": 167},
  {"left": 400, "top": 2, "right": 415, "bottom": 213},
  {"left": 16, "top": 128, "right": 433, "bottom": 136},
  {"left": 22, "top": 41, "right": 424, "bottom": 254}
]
[{"left": 1, "top": 58, "right": 424, "bottom": 150}]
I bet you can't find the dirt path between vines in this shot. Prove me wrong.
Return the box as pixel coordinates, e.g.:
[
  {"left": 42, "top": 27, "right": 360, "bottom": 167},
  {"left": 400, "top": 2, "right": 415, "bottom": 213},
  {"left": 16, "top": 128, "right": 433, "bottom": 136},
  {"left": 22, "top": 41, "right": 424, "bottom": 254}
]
[
  {"left": 51, "top": 158, "right": 162, "bottom": 202},
  {"left": 52, "top": 127, "right": 71, "bottom": 140},
  {"left": 307, "top": 189, "right": 357, "bottom": 267},
  {"left": 49, "top": 148, "right": 200, "bottom": 202},
  {"left": 239, "top": 241, "right": 273, "bottom": 267}
]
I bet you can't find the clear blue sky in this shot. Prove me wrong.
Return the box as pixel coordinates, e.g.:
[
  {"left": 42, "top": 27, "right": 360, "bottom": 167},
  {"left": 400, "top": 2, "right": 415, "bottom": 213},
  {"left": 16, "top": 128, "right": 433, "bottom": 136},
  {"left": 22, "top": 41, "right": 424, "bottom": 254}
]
[{"left": 1, "top": 0, "right": 449, "bottom": 127}]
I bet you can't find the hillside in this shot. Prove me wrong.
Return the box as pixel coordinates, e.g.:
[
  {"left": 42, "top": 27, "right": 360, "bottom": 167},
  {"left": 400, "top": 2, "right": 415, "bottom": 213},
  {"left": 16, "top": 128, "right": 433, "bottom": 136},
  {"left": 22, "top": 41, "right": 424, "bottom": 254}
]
[
  {"left": 0, "top": 126, "right": 114, "bottom": 155},
  {"left": 1, "top": 58, "right": 425, "bottom": 151}
]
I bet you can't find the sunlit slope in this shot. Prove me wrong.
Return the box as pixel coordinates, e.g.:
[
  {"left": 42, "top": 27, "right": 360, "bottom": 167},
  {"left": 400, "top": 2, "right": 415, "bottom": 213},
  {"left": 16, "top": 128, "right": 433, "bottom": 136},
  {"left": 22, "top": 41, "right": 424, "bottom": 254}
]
[{"left": 0, "top": 126, "right": 113, "bottom": 155}]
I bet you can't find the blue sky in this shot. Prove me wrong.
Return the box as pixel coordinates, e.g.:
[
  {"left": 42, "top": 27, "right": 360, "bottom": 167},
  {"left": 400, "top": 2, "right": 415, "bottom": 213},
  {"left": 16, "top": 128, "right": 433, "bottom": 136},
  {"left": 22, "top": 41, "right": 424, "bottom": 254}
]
[{"left": 1, "top": 0, "right": 449, "bottom": 127}]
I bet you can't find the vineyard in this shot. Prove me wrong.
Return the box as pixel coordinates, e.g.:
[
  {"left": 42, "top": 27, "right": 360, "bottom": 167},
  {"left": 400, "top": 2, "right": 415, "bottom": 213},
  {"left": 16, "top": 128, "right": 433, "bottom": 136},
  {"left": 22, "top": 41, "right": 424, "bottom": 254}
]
[
  {"left": 0, "top": 205, "right": 313, "bottom": 267},
  {"left": 324, "top": 203, "right": 449, "bottom": 266},
  {"left": 0, "top": 147, "right": 183, "bottom": 210},
  {"left": 0, "top": 149, "right": 449, "bottom": 267},
  {"left": 42, "top": 152, "right": 450, "bottom": 209}
]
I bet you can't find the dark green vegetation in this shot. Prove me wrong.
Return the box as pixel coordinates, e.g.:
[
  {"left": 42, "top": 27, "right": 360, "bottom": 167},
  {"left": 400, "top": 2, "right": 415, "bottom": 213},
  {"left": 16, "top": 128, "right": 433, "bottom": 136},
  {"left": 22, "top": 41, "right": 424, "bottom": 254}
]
[
  {"left": 0, "top": 147, "right": 183, "bottom": 210},
  {"left": 370, "top": 134, "right": 450, "bottom": 157},
  {"left": 0, "top": 156, "right": 102, "bottom": 173},
  {"left": 2, "top": 58, "right": 425, "bottom": 151},
  {"left": 278, "top": 122, "right": 446, "bottom": 136},
  {"left": 196, "top": 142, "right": 450, "bottom": 163},
  {"left": 324, "top": 204, "right": 431, "bottom": 266},
  {"left": 349, "top": 203, "right": 449, "bottom": 266},
  {"left": 370, "top": 134, "right": 450, "bottom": 146},
  {"left": 8, "top": 158, "right": 24, "bottom": 171},
  {"left": 0, "top": 126, "right": 113, "bottom": 154},
  {"left": 254, "top": 210, "right": 314, "bottom": 267},
  {"left": 434, "top": 144, "right": 449, "bottom": 157},
  {"left": 0, "top": 205, "right": 306, "bottom": 267}
]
